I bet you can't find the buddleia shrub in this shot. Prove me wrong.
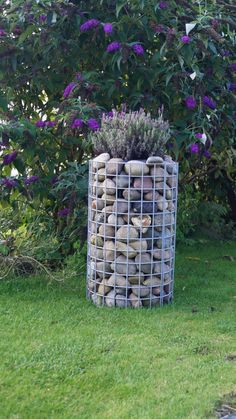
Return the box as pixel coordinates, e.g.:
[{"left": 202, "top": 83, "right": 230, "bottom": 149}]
[{"left": 91, "top": 109, "right": 170, "bottom": 160}]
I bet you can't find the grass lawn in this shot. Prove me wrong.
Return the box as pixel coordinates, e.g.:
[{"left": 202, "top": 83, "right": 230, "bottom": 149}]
[{"left": 0, "top": 241, "right": 235, "bottom": 419}]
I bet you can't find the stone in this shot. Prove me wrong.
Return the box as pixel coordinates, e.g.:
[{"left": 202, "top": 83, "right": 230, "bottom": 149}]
[
  {"left": 124, "top": 160, "right": 149, "bottom": 176},
  {"left": 97, "top": 279, "right": 112, "bottom": 295},
  {"left": 146, "top": 156, "right": 164, "bottom": 165},
  {"left": 90, "top": 222, "right": 98, "bottom": 234},
  {"left": 143, "top": 277, "right": 163, "bottom": 296},
  {"left": 135, "top": 253, "right": 153, "bottom": 274},
  {"left": 130, "top": 240, "right": 148, "bottom": 252},
  {"left": 144, "top": 191, "right": 160, "bottom": 201},
  {"left": 107, "top": 274, "right": 130, "bottom": 289},
  {"left": 142, "top": 295, "right": 160, "bottom": 307},
  {"left": 92, "top": 181, "right": 104, "bottom": 197},
  {"left": 107, "top": 214, "right": 125, "bottom": 227},
  {"left": 91, "top": 293, "right": 103, "bottom": 306},
  {"left": 153, "top": 248, "right": 172, "bottom": 260},
  {"left": 90, "top": 235, "right": 103, "bottom": 247},
  {"left": 106, "top": 158, "right": 124, "bottom": 175},
  {"left": 150, "top": 167, "right": 166, "bottom": 181},
  {"left": 154, "top": 212, "right": 174, "bottom": 226},
  {"left": 133, "top": 201, "right": 158, "bottom": 214},
  {"left": 88, "top": 279, "right": 97, "bottom": 292},
  {"left": 164, "top": 154, "right": 173, "bottom": 163},
  {"left": 116, "top": 241, "right": 137, "bottom": 258},
  {"left": 94, "top": 212, "right": 105, "bottom": 224},
  {"left": 155, "top": 182, "right": 172, "bottom": 199},
  {"left": 111, "top": 255, "right": 137, "bottom": 276},
  {"left": 101, "top": 193, "right": 116, "bottom": 205},
  {"left": 90, "top": 244, "right": 103, "bottom": 259},
  {"left": 133, "top": 177, "right": 153, "bottom": 192},
  {"left": 153, "top": 262, "right": 170, "bottom": 275},
  {"left": 102, "top": 179, "right": 116, "bottom": 195},
  {"left": 168, "top": 201, "right": 175, "bottom": 211},
  {"left": 166, "top": 175, "right": 177, "bottom": 188},
  {"left": 112, "top": 199, "right": 129, "bottom": 214},
  {"left": 94, "top": 168, "right": 106, "bottom": 182},
  {"left": 129, "top": 293, "right": 143, "bottom": 308},
  {"left": 166, "top": 163, "right": 177, "bottom": 175},
  {"left": 113, "top": 171, "right": 130, "bottom": 189},
  {"left": 122, "top": 188, "right": 141, "bottom": 201},
  {"left": 157, "top": 197, "right": 168, "bottom": 211},
  {"left": 103, "top": 240, "right": 115, "bottom": 261},
  {"left": 132, "top": 285, "right": 151, "bottom": 297},
  {"left": 156, "top": 237, "right": 172, "bottom": 249},
  {"left": 105, "top": 290, "right": 116, "bottom": 307},
  {"left": 92, "top": 199, "right": 104, "bottom": 211},
  {"left": 98, "top": 224, "right": 115, "bottom": 238},
  {"left": 142, "top": 228, "right": 161, "bottom": 249},
  {"left": 102, "top": 205, "right": 114, "bottom": 214},
  {"left": 131, "top": 215, "right": 151, "bottom": 233},
  {"left": 115, "top": 295, "right": 131, "bottom": 308},
  {"left": 128, "top": 273, "right": 145, "bottom": 285},
  {"left": 96, "top": 261, "right": 112, "bottom": 278},
  {"left": 93, "top": 153, "right": 110, "bottom": 170},
  {"left": 116, "top": 226, "right": 139, "bottom": 242}
]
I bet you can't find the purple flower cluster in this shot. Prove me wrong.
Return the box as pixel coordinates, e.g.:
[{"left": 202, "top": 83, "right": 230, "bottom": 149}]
[
  {"left": 229, "top": 63, "right": 236, "bottom": 72},
  {"left": 132, "top": 44, "right": 145, "bottom": 56},
  {"left": 39, "top": 14, "right": 47, "bottom": 23},
  {"left": 63, "top": 82, "right": 76, "bottom": 98},
  {"left": 159, "top": 1, "right": 168, "bottom": 9},
  {"left": 88, "top": 118, "right": 100, "bottom": 131},
  {"left": 80, "top": 19, "right": 100, "bottom": 32},
  {"left": 190, "top": 143, "right": 199, "bottom": 154},
  {"left": 24, "top": 175, "right": 39, "bottom": 186},
  {"left": 103, "top": 23, "right": 113, "bottom": 34},
  {"left": 181, "top": 35, "right": 190, "bottom": 44},
  {"left": 35, "top": 120, "right": 56, "bottom": 128},
  {"left": 3, "top": 151, "right": 18, "bottom": 166},
  {"left": 195, "top": 133, "right": 203, "bottom": 139},
  {"left": 229, "top": 82, "right": 236, "bottom": 92},
  {"left": 203, "top": 150, "right": 211, "bottom": 159},
  {"left": 76, "top": 72, "right": 83, "bottom": 81},
  {"left": 185, "top": 96, "right": 196, "bottom": 110},
  {"left": 106, "top": 41, "right": 121, "bottom": 53},
  {"left": 0, "top": 29, "right": 7, "bottom": 36},
  {"left": 71, "top": 119, "right": 83, "bottom": 129},
  {"left": 58, "top": 207, "right": 70, "bottom": 217},
  {"left": 2, "top": 177, "right": 17, "bottom": 189},
  {"left": 203, "top": 96, "right": 216, "bottom": 110}
]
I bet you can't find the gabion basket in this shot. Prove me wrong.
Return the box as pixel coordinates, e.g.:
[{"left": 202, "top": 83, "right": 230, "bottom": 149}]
[{"left": 86, "top": 154, "right": 178, "bottom": 308}]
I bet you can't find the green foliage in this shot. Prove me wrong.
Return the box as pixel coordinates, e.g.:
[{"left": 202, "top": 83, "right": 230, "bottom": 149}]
[{"left": 91, "top": 109, "right": 170, "bottom": 160}]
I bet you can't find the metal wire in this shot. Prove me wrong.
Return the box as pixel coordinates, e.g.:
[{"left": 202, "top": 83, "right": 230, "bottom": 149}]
[{"left": 87, "top": 158, "right": 178, "bottom": 308}]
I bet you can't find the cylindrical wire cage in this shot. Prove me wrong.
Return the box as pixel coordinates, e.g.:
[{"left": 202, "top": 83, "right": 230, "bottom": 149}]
[{"left": 86, "top": 155, "right": 178, "bottom": 308}]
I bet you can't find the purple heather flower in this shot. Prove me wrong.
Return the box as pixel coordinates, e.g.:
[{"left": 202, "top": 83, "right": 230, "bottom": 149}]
[
  {"left": 45, "top": 121, "right": 57, "bottom": 127},
  {"left": 80, "top": 19, "right": 100, "bottom": 32},
  {"left": 229, "top": 63, "right": 236, "bottom": 72},
  {"left": 76, "top": 72, "right": 83, "bottom": 81},
  {"left": 2, "top": 177, "right": 17, "bottom": 189},
  {"left": 185, "top": 96, "right": 196, "bottom": 110},
  {"left": 190, "top": 143, "right": 199, "bottom": 154},
  {"left": 39, "top": 14, "right": 47, "bottom": 22},
  {"left": 229, "top": 83, "right": 236, "bottom": 92},
  {"left": 203, "top": 96, "right": 216, "bottom": 110},
  {"left": 3, "top": 151, "right": 18, "bottom": 166},
  {"left": 106, "top": 41, "right": 121, "bottom": 53},
  {"left": 103, "top": 23, "right": 113, "bottom": 34},
  {"left": 181, "top": 35, "right": 190, "bottom": 44},
  {"left": 24, "top": 175, "right": 39, "bottom": 186},
  {"left": 58, "top": 207, "right": 70, "bottom": 217},
  {"left": 0, "top": 29, "right": 7, "bottom": 36},
  {"left": 221, "top": 49, "right": 230, "bottom": 57},
  {"left": 63, "top": 82, "right": 76, "bottom": 98},
  {"left": 87, "top": 118, "right": 100, "bottom": 131},
  {"left": 195, "top": 133, "right": 203, "bottom": 139},
  {"left": 159, "top": 1, "right": 168, "bottom": 9},
  {"left": 203, "top": 150, "right": 211, "bottom": 159},
  {"left": 107, "top": 111, "right": 113, "bottom": 117},
  {"left": 71, "top": 118, "right": 83, "bottom": 129},
  {"left": 132, "top": 44, "right": 145, "bottom": 56},
  {"left": 35, "top": 120, "right": 46, "bottom": 128}
]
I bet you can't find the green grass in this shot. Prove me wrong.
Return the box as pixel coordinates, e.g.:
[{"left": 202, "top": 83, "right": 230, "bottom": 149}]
[{"left": 0, "top": 242, "right": 236, "bottom": 419}]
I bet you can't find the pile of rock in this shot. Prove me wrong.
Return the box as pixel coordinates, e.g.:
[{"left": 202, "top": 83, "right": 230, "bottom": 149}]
[{"left": 87, "top": 153, "right": 178, "bottom": 308}]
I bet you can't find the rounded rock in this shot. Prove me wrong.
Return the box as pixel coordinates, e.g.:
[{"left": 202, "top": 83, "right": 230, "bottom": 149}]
[
  {"left": 116, "top": 226, "right": 139, "bottom": 242},
  {"left": 146, "top": 156, "right": 164, "bottom": 165},
  {"left": 102, "top": 179, "right": 116, "bottom": 195},
  {"left": 116, "top": 241, "right": 137, "bottom": 258},
  {"left": 135, "top": 253, "right": 153, "bottom": 274},
  {"left": 130, "top": 240, "right": 148, "bottom": 252},
  {"left": 131, "top": 215, "right": 151, "bottom": 233},
  {"left": 92, "top": 199, "right": 104, "bottom": 211},
  {"left": 132, "top": 286, "right": 151, "bottom": 298},
  {"left": 153, "top": 262, "right": 170, "bottom": 275},
  {"left": 122, "top": 188, "right": 141, "bottom": 201},
  {"left": 90, "top": 244, "right": 103, "bottom": 259},
  {"left": 124, "top": 161, "right": 149, "bottom": 176},
  {"left": 93, "top": 153, "right": 110, "bottom": 170},
  {"left": 97, "top": 279, "right": 112, "bottom": 296},
  {"left": 133, "top": 177, "right": 153, "bottom": 192},
  {"left": 115, "top": 294, "right": 131, "bottom": 308},
  {"left": 101, "top": 193, "right": 116, "bottom": 205},
  {"left": 144, "top": 191, "right": 160, "bottom": 201},
  {"left": 90, "top": 235, "right": 104, "bottom": 247},
  {"left": 112, "top": 199, "right": 129, "bottom": 214},
  {"left": 105, "top": 290, "right": 116, "bottom": 307},
  {"left": 133, "top": 201, "right": 158, "bottom": 214},
  {"left": 96, "top": 261, "right": 112, "bottom": 278},
  {"left": 129, "top": 293, "right": 143, "bottom": 308},
  {"left": 150, "top": 167, "right": 166, "bottom": 181},
  {"left": 92, "top": 181, "right": 104, "bottom": 197},
  {"left": 91, "top": 293, "right": 103, "bottom": 306},
  {"left": 106, "top": 158, "right": 124, "bottom": 175},
  {"left": 111, "top": 255, "right": 137, "bottom": 276},
  {"left": 113, "top": 171, "right": 130, "bottom": 189},
  {"left": 103, "top": 240, "right": 116, "bottom": 261},
  {"left": 98, "top": 224, "right": 115, "bottom": 238},
  {"left": 94, "top": 168, "right": 106, "bottom": 182},
  {"left": 107, "top": 214, "right": 125, "bottom": 227}
]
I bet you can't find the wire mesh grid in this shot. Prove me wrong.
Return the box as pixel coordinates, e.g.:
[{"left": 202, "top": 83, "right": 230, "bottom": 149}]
[{"left": 86, "top": 157, "right": 178, "bottom": 308}]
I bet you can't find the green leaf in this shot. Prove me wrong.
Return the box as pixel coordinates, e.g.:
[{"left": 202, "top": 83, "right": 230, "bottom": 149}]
[{"left": 116, "top": 1, "right": 127, "bottom": 17}]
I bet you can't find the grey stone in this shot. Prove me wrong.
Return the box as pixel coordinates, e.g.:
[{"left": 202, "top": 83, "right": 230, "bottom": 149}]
[
  {"left": 124, "top": 160, "right": 149, "bottom": 176},
  {"left": 96, "top": 261, "right": 112, "bottom": 278},
  {"left": 132, "top": 285, "right": 151, "bottom": 297},
  {"left": 128, "top": 273, "right": 145, "bottom": 285},
  {"left": 103, "top": 240, "right": 116, "bottom": 261},
  {"left": 105, "top": 290, "right": 116, "bottom": 307},
  {"left": 116, "top": 226, "right": 139, "bottom": 242},
  {"left": 92, "top": 199, "right": 104, "bottom": 211},
  {"left": 92, "top": 181, "right": 104, "bottom": 197},
  {"left": 102, "top": 205, "right": 114, "bottom": 215},
  {"left": 115, "top": 294, "right": 131, "bottom": 308},
  {"left": 116, "top": 241, "right": 137, "bottom": 258},
  {"left": 107, "top": 274, "right": 130, "bottom": 289},
  {"left": 146, "top": 156, "right": 164, "bottom": 165},
  {"left": 129, "top": 293, "right": 143, "bottom": 308},
  {"left": 153, "top": 248, "right": 172, "bottom": 260},
  {"left": 130, "top": 240, "right": 148, "bottom": 252},
  {"left": 133, "top": 177, "right": 153, "bottom": 192},
  {"left": 154, "top": 212, "right": 175, "bottom": 226},
  {"left": 166, "top": 175, "right": 177, "bottom": 188},
  {"left": 106, "top": 158, "right": 124, "bottom": 175},
  {"left": 144, "top": 191, "right": 160, "bottom": 201},
  {"left": 156, "top": 237, "right": 172, "bottom": 249},
  {"left": 90, "top": 235, "right": 103, "bottom": 247},
  {"left": 142, "top": 295, "right": 160, "bottom": 307},
  {"left": 111, "top": 255, "right": 137, "bottom": 276},
  {"left": 150, "top": 166, "right": 166, "bottom": 181},
  {"left": 135, "top": 253, "right": 152, "bottom": 274},
  {"left": 107, "top": 214, "right": 125, "bottom": 227},
  {"left": 94, "top": 168, "right": 106, "bottom": 182},
  {"left": 90, "top": 244, "right": 103, "bottom": 259},
  {"left": 122, "top": 188, "right": 141, "bottom": 201},
  {"left": 113, "top": 171, "right": 130, "bottom": 189},
  {"left": 155, "top": 182, "right": 172, "bottom": 199},
  {"left": 102, "top": 179, "right": 116, "bottom": 195},
  {"left": 91, "top": 293, "right": 103, "bottom": 306},
  {"left": 112, "top": 199, "right": 129, "bottom": 214},
  {"left": 133, "top": 201, "right": 158, "bottom": 214},
  {"left": 88, "top": 279, "right": 97, "bottom": 292},
  {"left": 157, "top": 197, "right": 168, "bottom": 211},
  {"left": 98, "top": 224, "right": 115, "bottom": 238},
  {"left": 97, "top": 279, "right": 112, "bottom": 296},
  {"left": 131, "top": 215, "right": 151, "bottom": 233},
  {"left": 94, "top": 212, "right": 105, "bottom": 224},
  {"left": 101, "top": 193, "right": 116, "bottom": 205},
  {"left": 92, "top": 153, "right": 110, "bottom": 170},
  {"left": 153, "top": 262, "right": 170, "bottom": 275}
]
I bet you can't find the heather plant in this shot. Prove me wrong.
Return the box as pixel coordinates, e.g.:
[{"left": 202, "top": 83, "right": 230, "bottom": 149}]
[{"left": 91, "top": 109, "right": 170, "bottom": 160}]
